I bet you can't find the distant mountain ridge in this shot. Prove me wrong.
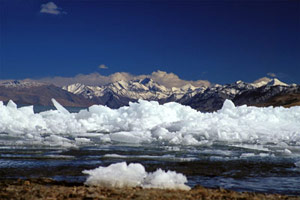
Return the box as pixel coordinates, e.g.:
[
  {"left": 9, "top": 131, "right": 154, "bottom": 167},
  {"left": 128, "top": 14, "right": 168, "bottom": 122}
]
[
  {"left": 0, "top": 81, "right": 100, "bottom": 107},
  {"left": 62, "top": 77, "right": 206, "bottom": 108},
  {"left": 183, "top": 78, "right": 298, "bottom": 112},
  {"left": 62, "top": 76, "right": 299, "bottom": 111},
  {"left": 36, "top": 70, "right": 211, "bottom": 88},
  {"left": 0, "top": 75, "right": 299, "bottom": 111}
]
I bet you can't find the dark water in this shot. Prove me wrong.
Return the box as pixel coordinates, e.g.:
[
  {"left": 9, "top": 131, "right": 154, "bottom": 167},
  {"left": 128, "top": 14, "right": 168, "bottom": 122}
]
[
  {"left": 32, "top": 105, "right": 87, "bottom": 113},
  {"left": 0, "top": 143, "right": 300, "bottom": 195}
]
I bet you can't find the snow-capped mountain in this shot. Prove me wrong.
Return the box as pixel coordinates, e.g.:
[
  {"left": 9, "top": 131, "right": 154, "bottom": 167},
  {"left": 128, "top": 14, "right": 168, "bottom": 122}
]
[
  {"left": 181, "top": 80, "right": 256, "bottom": 112},
  {"left": 183, "top": 78, "right": 297, "bottom": 112},
  {"left": 62, "top": 77, "right": 298, "bottom": 111},
  {"left": 1, "top": 76, "right": 298, "bottom": 111},
  {"left": 63, "top": 78, "right": 206, "bottom": 107},
  {"left": 251, "top": 77, "right": 289, "bottom": 88}
]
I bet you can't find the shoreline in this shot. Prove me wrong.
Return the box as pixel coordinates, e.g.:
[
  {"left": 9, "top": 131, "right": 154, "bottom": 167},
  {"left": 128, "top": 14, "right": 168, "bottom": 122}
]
[{"left": 1, "top": 178, "right": 299, "bottom": 200}]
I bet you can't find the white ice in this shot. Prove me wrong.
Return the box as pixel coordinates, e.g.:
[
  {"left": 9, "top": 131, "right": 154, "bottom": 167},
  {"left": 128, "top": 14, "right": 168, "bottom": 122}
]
[
  {"left": 82, "top": 162, "right": 190, "bottom": 190},
  {"left": 0, "top": 99, "right": 300, "bottom": 148},
  {"left": 103, "top": 154, "right": 197, "bottom": 162}
]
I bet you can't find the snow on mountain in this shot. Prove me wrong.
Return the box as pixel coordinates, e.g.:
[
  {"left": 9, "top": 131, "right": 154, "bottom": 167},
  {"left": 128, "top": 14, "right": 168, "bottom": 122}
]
[
  {"left": 63, "top": 78, "right": 206, "bottom": 104},
  {"left": 181, "top": 78, "right": 296, "bottom": 112},
  {"left": 38, "top": 71, "right": 211, "bottom": 88},
  {"left": 181, "top": 80, "right": 256, "bottom": 112},
  {"left": 267, "top": 78, "right": 289, "bottom": 87},
  {"left": 251, "top": 77, "right": 271, "bottom": 88},
  {"left": 63, "top": 77, "right": 295, "bottom": 110},
  {"left": 1, "top": 75, "right": 296, "bottom": 111},
  {"left": 251, "top": 77, "right": 288, "bottom": 88}
]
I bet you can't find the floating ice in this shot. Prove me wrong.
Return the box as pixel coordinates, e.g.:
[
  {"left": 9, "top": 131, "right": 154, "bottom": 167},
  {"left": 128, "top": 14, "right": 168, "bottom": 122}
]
[
  {"left": 0, "top": 99, "right": 300, "bottom": 148},
  {"left": 103, "top": 154, "right": 197, "bottom": 162},
  {"left": 51, "top": 98, "right": 70, "bottom": 115},
  {"left": 82, "top": 162, "right": 190, "bottom": 190}
]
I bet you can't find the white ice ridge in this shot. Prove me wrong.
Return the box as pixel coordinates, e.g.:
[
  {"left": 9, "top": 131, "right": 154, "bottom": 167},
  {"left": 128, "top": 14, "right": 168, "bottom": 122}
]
[
  {"left": 0, "top": 99, "right": 300, "bottom": 147},
  {"left": 82, "top": 162, "right": 190, "bottom": 190}
]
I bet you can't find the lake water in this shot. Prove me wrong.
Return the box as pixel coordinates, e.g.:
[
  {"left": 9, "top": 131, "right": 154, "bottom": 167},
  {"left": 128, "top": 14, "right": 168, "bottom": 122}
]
[
  {"left": 0, "top": 101, "right": 300, "bottom": 195},
  {"left": 0, "top": 142, "right": 300, "bottom": 195}
]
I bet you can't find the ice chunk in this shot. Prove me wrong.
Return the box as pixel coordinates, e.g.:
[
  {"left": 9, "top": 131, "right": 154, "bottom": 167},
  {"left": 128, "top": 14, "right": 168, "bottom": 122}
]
[
  {"left": 51, "top": 98, "right": 70, "bottom": 114},
  {"left": 221, "top": 99, "right": 236, "bottom": 110},
  {"left": 143, "top": 169, "right": 190, "bottom": 190},
  {"left": 7, "top": 100, "right": 17, "bottom": 109},
  {"left": 19, "top": 105, "right": 34, "bottom": 115},
  {"left": 82, "top": 162, "right": 190, "bottom": 190},
  {"left": 83, "top": 162, "right": 147, "bottom": 188},
  {"left": 102, "top": 154, "right": 197, "bottom": 162},
  {"left": 283, "top": 149, "right": 292, "bottom": 155},
  {"left": 0, "top": 99, "right": 300, "bottom": 149},
  {"left": 110, "top": 131, "right": 150, "bottom": 144},
  {"left": 75, "top": 137, "right": 91, "bottom": 144}
]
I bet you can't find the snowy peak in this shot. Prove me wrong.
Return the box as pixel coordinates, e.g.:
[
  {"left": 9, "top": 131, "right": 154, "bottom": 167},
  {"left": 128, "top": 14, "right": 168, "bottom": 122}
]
[
  {"left": 112, "top": 80, "right": 129, "bottom": 90},
  {"left": 181, "top": 84, "right": 196, "bottom": 91},
  {"left": 267, "top": 78, "right": 288, "bottom": 87},
  {"left": 1, "top": 75, "right": 297, "bottom": 111},
  {"left": 137, "top": 78, "right": 168, "bottom": 92},
  {"left": 251, "top": 78, "right": 288, "bottom": 88},
  {"left": 231, "top": 80, "right": 253, "bottom": 89},
  {"left": 63, "top": 78, "right": 204, "bottom": 103},
  {"left": 63, "top": 83, "right": 89, "bottom": 94},
  {"left": 251, "top": 77, "right": 271, "bottom": 88},
  {"left": 139, "top": 77, "right": 153, "bottom": 85},
  {"left": 61, "top": 76, "right": 297, "bottom": 111}
]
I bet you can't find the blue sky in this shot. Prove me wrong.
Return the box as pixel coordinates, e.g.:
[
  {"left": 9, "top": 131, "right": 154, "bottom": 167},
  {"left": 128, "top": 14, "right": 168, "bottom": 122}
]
[{"left": 0, "top": 0, "right": 299, "bottom": 84}]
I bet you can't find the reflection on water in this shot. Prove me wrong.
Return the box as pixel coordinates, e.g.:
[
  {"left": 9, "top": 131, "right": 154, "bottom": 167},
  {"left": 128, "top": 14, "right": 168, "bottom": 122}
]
[{"left": 0, "top": 143, "right": 300, "bottom": 195}]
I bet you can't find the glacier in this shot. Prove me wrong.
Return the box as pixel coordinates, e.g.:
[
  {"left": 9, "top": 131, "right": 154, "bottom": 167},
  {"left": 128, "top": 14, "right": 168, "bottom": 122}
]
[{"left": 0, "top": 98, "right": 299, "bottom": 148}]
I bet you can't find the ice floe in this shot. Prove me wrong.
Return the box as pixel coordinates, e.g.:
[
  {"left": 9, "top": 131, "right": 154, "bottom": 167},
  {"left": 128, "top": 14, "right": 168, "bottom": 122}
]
[{"left": 0, "top": 99, "right": 299, "bottom": 148}]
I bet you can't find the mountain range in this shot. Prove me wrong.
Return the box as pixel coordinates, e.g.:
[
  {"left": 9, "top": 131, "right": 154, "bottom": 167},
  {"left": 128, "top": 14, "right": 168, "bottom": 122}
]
[{"left": 0, "top": 72, "right": 299, "bottom": 111}]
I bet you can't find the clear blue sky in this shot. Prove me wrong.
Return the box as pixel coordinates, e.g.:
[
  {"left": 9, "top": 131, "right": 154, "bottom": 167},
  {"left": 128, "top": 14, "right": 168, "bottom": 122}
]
[{"left": 0, "top": 0, "right": 299, "bottom": 84}]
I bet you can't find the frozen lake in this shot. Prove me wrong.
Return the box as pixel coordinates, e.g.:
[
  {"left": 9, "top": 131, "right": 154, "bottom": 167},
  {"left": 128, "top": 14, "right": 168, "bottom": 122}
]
[{"left": 0, "top": 99, "right": 300, "bottom": 194}]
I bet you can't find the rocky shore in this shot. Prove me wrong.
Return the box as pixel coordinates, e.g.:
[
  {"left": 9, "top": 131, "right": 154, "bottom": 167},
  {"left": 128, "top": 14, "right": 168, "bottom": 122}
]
[{"left": 0, "top": 178, "right": 299, "bottom": 200}]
